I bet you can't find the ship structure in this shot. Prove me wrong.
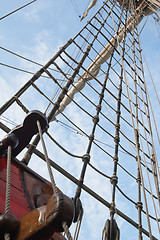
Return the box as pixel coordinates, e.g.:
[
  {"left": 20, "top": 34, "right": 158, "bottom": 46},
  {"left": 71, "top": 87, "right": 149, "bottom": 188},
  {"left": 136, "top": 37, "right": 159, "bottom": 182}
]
[{"left": 0, "top": 0, "right": 160, "bottom": 239}]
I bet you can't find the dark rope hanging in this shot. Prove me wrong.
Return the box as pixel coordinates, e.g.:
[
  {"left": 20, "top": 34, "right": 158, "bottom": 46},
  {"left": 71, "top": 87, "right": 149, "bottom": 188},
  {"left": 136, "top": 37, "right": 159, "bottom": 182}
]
[{"left": 102, "top": 0, "right": 129, "bottom": 239}]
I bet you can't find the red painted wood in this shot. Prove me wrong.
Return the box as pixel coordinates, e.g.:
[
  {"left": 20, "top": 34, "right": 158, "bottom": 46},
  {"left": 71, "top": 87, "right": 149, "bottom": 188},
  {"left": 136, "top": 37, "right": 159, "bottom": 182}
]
[
  {"left": 0, "top": 157, "right": 31, "bottom": 219},
  {"left": 0, "top": 157, "right": 67, "bottom": 240}
]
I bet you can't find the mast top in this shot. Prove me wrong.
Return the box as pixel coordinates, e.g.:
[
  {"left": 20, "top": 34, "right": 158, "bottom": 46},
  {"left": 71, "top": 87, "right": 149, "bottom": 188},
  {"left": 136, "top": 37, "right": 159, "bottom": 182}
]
[{"left": 117, "top": 0, "right": 143, "bottom": 8}]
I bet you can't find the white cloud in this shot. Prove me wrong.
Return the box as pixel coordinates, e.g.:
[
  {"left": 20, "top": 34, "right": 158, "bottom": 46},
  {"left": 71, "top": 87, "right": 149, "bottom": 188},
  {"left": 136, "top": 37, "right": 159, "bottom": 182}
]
[{"left": 23, "top": 2, "right": 47, "bottom": 22}]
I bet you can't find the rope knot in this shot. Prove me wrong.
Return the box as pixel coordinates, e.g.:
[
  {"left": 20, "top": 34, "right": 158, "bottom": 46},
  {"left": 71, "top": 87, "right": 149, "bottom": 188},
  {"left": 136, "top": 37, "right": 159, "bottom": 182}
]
[
  {"left": 110, "top": 175, "right": 118, "bottom": 185},
  {"left": 82, "top": 153, "right": 90, "bottom": 163}
]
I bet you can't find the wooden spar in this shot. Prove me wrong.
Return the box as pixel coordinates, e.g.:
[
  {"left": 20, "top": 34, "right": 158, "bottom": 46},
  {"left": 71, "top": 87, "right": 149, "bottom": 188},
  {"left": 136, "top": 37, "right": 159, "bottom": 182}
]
[
  {"left": 15, "top": 192, "right": 74, "bottom": 240},
  {"left": 0, "top": 156, "right": 74, "bottom": 240},
  {"left": 52, "top": 0, "right": 155, "bottom": 120}
]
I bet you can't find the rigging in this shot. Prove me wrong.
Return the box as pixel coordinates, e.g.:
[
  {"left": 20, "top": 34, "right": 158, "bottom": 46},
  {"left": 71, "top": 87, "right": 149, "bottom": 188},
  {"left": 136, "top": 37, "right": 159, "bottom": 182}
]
[
  {"left": 0, "top": 0, "right": 160, "bottom": 239},
  {"left": 0, "top": 0, "right": 37, "bottom": 21}
]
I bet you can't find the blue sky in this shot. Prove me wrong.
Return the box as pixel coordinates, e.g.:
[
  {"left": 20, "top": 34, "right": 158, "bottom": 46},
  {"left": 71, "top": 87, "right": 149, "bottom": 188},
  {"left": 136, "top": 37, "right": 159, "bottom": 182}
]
[{"left": 0, "top": 1, "right": 160, "bottom": 240}]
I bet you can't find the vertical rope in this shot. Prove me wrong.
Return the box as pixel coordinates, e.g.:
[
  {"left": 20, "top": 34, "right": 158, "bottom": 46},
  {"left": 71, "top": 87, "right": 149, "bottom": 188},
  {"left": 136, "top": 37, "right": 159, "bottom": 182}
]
[
  {"left": 4, "top": 146, "right": 12, "bottom": 240},
  {"left": 109, "top": 0, "right": 154, "bottom": 239},
  {"left": 73, "top": 208, "right": 83, "bottom": 240},
  {"left": 132, "top": 2, "right": 160, "bottom": 237},
  {"left": 37, "top": 120, "right": 58, "bottom": 194},
  {"left": 121, "top": 12, "right": 153, "bottom": 240},
  {"left": 136, "top": 29, "right": 160, "bottom": 205},
  {"left": 5, "top": 146, "right": 12, "bottom": 214},
  {"left": 125, "top": 19, "right": 160, "bottom": 231},
  {"left": 130, "top": 1, "right": 143, "bottom": 239},
  {"left": 37, "top": 120, "right": 74, "bottom": 239},
  {"left": 108, "top": 1, "right": 128, "bottom": 238},
  {"left": 119, "top": 0, "right": 160, "bottom": 231},
  {"left": 74, "top": 36, "right": 116, "bottom": 202}
]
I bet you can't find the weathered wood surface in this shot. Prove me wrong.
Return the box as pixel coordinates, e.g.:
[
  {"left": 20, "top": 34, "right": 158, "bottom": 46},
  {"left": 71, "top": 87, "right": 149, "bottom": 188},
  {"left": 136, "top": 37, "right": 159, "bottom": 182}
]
[
  {"left": 0, "top": 157, "right": 30, "bottom": 219},
  {"left": 15, "top": 192, "right": 74, "bottom": 240},
  {"left": 0, "top": 157, "right": 74, "bottom": 239}
]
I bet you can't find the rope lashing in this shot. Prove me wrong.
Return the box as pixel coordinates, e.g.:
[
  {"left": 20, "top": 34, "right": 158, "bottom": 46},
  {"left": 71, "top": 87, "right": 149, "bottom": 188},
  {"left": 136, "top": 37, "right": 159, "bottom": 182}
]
[{"left": 0, "top": 133, "right": 20, "bottom": 239}]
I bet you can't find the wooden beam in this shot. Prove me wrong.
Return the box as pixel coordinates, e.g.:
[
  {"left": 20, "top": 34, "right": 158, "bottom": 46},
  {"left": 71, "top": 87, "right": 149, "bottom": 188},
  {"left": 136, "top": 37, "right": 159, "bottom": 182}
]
[{"left": 15, "top": 192, "right": 74, "bottom": 240}]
